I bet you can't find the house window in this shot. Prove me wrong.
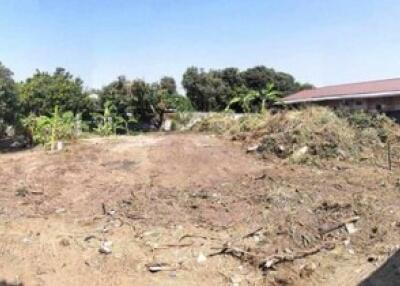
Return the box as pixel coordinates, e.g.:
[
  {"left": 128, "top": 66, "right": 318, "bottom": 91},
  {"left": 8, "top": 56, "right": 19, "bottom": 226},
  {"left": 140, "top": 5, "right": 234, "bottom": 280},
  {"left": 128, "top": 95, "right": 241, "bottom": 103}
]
[
  {"left": 376, "top": 104, "right": 382, "bottom": 111},
  {"left": 356, "top": 101, "right": 362, "bottom": 106}
]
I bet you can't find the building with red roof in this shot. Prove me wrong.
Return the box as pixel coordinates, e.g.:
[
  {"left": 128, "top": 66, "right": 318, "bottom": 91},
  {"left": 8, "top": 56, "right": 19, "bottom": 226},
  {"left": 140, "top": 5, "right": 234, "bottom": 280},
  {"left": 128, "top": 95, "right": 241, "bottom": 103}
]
[{"left": 282, "top": 78, "right": 400, "bottom": 114}]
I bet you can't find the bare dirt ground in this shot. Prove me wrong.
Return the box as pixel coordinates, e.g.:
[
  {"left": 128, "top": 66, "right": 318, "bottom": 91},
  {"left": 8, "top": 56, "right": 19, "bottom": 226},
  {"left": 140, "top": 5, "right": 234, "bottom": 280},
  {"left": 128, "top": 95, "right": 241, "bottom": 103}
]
[{"left": 1, "top": 133, "right": 400, "bottom": 285}]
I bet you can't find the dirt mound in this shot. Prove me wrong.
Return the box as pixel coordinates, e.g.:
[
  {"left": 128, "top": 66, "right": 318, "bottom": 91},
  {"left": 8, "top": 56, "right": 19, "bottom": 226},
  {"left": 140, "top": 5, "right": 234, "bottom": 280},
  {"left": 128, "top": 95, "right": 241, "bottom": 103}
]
[{"left": 192, "top": 107, "right": 400, "bottom": 163}]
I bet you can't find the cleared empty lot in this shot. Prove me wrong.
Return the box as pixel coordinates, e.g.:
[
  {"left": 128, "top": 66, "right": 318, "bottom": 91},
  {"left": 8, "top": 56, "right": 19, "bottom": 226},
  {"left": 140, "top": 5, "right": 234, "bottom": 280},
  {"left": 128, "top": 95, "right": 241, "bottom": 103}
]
[{"left": 1, "top": 134, "right": 399, "bottom": 285}]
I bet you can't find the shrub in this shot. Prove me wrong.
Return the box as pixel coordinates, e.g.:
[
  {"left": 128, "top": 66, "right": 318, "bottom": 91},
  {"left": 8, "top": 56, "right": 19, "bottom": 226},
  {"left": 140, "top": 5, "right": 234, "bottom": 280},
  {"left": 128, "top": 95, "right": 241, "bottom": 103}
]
[
  {"left": 23, "top": 106, "right": 78, "bottom": 149},
  {"left": 338, "top": 110, "right": 396, "bottom": 142}
]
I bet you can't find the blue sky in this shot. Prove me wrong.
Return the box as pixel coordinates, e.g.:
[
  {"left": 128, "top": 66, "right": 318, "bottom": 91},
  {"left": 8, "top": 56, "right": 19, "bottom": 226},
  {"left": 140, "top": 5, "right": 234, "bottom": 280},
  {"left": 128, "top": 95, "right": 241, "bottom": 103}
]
[{"left": 1, "top": 0, "right": 400, "bottom": 90}]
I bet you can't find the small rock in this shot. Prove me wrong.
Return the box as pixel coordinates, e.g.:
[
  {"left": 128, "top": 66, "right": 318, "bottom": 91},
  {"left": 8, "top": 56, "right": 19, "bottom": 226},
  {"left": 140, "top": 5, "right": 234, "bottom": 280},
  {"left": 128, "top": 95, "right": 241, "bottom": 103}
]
[
  {"left": 345, "top": 222, "right": 357, "bottom": 234},
  {"left": 197, "top": 252, "right": 207, "bottom": 264},
  {"left": 230, "top": 274, "right": 241, "bottom": 286},
  {"left": 264, "top": 258, "right": 277, "bottom": 269},
  {"left": 246, "top": 144, "right": 260, "bottom": 153},
  {"left": 99, "top": 240, "right": 112, "bottom": 254},
  {"left": 146, "top": 262, "right": 171, "bottom": 273}
]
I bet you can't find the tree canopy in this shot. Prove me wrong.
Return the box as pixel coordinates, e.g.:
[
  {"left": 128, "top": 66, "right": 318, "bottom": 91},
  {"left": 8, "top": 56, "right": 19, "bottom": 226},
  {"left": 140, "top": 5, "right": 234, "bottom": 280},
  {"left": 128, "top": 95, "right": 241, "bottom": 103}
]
[
  {"left": 19, "top": 68, "right": 91, "bottom": 117},
  {"left": 0, "top": 61, "right": 18, "bottom": 125},
  {"left": 182, "top": 65, "right": 312, "bottom": 112},
  {"left": 0, "top": 61, "right": 313, "bottom": 137}
]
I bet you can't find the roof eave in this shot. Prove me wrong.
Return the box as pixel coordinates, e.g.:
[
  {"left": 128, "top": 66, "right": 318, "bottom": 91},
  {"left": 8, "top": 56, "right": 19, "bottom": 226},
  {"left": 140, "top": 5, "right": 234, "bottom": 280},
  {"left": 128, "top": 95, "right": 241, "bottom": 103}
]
[{"left": 282, "top": 90, "right": 400, "bottom": 104}]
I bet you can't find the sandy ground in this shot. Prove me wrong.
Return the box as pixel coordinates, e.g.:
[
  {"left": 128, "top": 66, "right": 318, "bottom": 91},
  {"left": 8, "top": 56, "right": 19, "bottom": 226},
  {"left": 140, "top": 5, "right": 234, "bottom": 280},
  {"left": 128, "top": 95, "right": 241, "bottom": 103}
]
[{"left": 1, "top": 133, "right": 400, "bottom": 285}]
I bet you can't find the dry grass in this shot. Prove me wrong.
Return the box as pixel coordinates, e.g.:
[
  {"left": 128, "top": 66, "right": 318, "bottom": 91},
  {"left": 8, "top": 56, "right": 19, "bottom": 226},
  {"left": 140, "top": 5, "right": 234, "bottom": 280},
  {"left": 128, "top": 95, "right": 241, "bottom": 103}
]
[{"left": 191, "top": 106, "right": 400, "bottom": 163}]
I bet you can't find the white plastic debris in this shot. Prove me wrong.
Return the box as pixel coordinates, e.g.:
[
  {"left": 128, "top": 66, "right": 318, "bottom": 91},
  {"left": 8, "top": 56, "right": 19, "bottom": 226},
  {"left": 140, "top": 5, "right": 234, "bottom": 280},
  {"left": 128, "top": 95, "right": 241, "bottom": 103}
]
[
  {"left": 99, "top": 240, "right": 113, "bottom": 254},
  {"left": 55, "top": 208, "right": 66, "bottom": 214},
  {"left": 197, "top": 252, "right": 207, "bottom": 264},
  {"left": 345, "top": 222, "right": 357, "bottom": 234},
  {"left": 22, "top": 237, "right": 32, "bottom": 244},
  {"left": 230, "top": 275, "right": 241, "bottom": 286}
]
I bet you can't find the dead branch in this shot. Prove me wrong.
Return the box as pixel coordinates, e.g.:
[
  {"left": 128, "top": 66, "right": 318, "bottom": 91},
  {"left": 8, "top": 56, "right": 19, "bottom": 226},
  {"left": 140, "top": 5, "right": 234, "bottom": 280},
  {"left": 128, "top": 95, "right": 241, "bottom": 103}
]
[
  {"left": 319, "top": 216, "right": 360, "bottom": 235},
  {"left": 242, "top": 227, "right": 264, "bottom": 239},
  {"left": 260, "top": 242, "right": 335, "bottom": 270}
]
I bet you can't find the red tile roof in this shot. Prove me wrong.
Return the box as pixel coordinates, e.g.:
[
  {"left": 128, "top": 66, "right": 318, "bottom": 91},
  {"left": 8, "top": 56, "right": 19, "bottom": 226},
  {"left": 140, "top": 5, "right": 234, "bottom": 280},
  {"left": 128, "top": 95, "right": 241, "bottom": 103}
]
[{"left": 283, "top": 78, "right": 400, "bottom": 104}]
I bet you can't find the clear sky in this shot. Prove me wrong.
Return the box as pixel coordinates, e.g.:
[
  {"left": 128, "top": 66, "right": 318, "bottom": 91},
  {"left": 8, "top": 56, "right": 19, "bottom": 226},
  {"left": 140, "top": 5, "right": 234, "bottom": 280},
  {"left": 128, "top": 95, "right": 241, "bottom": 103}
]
[{"left": 1, "top": 0, "right": 400, "bottom": 90}]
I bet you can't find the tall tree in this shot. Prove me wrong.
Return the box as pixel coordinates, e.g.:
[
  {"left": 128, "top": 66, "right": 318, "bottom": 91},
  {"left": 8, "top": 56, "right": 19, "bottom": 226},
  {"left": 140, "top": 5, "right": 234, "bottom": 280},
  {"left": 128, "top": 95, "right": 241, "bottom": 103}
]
[
  {"left": 19, "top": 67, "right": 90, "bottom": 117},
  {"left": 160, "top": 76, "right": 177, "bottom": 95},
  {"left": 241, "top": 66, "right": 275, "bottom": 92},
  {"left": 182, "top": 67, "right": 229, "bottom": 112},
  {"left": 0, "top": 61, "right": 18, "bottom": 126}
]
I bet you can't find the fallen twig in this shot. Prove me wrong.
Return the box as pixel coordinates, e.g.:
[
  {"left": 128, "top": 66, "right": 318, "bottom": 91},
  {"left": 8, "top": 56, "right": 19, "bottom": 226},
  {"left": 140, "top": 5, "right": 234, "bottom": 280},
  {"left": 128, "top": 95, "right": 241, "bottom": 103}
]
[
  {"left": 260, "top": 242, "right": 335, "bottom": 270},
  {"left": 242, "top": 227, "right": 264, "bottom": 239},
  {"left": 319, "top": 216, "right": 360, "bottom": 235},
  {"left": 179, "top": 234, "right": 219, "bottom": 242}
]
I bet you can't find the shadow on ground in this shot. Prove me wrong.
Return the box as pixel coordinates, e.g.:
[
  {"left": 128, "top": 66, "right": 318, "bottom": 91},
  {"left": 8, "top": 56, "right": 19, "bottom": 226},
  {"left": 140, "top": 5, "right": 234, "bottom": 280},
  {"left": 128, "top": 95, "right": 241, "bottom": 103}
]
[
  {"left": 0, "top": 281, "right": 23, "bottom": 286},
  {"left": 0, "top": 137, "right": 31, "bottom": 153},
  {"left": 359, "top": 250, "right": 400, "bottom": 286}
]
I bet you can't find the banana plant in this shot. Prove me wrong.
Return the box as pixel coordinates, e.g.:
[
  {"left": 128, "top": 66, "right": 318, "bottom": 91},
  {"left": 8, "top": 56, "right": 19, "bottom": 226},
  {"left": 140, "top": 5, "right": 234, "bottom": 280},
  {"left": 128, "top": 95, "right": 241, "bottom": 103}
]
[
  {"left": 258, "top": 83, "right": 281, "bottom": 113},
  {"left": 22, "top": 105, "right": 76, "bottom": 149},
  {"left": 225, "top": 88, "right": 258, "bottom": 113},
  {"left": 93, "top": 101, "right": 133, "bottom": 136}
]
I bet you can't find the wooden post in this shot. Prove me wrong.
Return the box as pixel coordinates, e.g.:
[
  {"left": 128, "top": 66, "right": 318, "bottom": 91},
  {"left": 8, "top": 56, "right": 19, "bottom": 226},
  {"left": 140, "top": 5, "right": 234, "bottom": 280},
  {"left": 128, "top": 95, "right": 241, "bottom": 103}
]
[{"left": 388, "top": 141, "right": 392, "bottom": 171}]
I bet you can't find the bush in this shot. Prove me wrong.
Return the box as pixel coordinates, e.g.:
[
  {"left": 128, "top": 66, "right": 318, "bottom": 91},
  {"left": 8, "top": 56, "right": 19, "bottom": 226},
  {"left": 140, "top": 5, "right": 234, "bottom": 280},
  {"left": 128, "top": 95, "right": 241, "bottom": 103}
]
[
  {"left": 338, "top": 110, "right": 396, "bottom": 142},
  {"left": 22, "top": 106, "right": 78, "bottom": 149}
]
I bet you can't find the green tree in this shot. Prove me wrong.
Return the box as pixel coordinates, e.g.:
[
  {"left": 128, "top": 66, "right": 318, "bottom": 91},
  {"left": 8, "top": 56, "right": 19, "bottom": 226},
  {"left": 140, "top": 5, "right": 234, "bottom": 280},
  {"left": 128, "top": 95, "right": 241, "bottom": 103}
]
[
  {"left": 182, "top": 67, "right": 229, "bottom": 112},
  {"left": 160, "top": 76, "right": 177, "bottom": 95},
  {"left": 241, "top": 66, "right": 275, "bottom": 92},
  {"left": 100, "top": 76, "right": 133, "bottom": 117},
  {"left": 0, "top": 62, "right": 18, "bottom": 127},
  {"left": 220, "top": 68, "right": 243, "bottom": 87},
  {"left": 19, "top": 67, "right": 91, "bottom": 117}
]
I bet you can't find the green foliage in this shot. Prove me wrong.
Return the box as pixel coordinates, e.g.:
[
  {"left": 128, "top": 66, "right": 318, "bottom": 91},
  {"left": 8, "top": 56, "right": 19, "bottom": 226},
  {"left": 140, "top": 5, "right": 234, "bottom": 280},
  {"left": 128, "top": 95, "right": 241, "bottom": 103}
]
[
  {"left": 160, "top": 76, "right": 177, "bottom": 95},
  {"left": 164, "top": 94, "right": 193, "bottom": 112},
  {"left": 337, "top": 110, "right": 395, "bottom": 142},
  {"left": 225, "top": 88, "right": 258, "bottom": 113},
  {"left": 182, "top": 67, "right": 229, "bottom": 112},
  {"left": 23, "top": 106, "right": 77, "bottom": 148},
  {"left": 100, "top": 77, "right": 163, "bottom": 126},
  {"left": 100, "top": 76, "right": 190, "bottom": 130},
  {"left": 19, "top": 67, "right": 91, "bottom": 117},
  {"left": 183, "top": 65, "right": 309, "bottom": 112},
  {"left": 225, "top": 83, "right": 280, "bottom": 113},
  {"left": 0, "top": 62, "right": 19, "bottom": 133},
  {"left": 93, "top": 101, "right": 131, "bottom": 136}
]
